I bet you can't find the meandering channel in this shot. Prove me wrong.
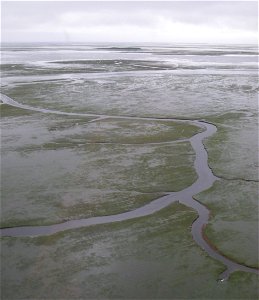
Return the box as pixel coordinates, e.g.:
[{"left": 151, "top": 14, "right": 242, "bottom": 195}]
[{"left": 1, "top": 93, "right": 258, "bottom": 281}]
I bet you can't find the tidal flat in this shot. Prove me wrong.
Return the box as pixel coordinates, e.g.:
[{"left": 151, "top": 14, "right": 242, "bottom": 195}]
[
  {"left": 1, "top": 44, "right": 258, "bottom": 299},
  {"left": 2, "top": 204, "right": 258, "bottom": 299},
  {"left": 1, "top": 105, "right": 198, "bottom": 227}
]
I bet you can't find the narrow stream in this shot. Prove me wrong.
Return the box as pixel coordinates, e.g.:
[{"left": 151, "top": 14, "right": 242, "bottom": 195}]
[{"left": 1, "top": 93, "right": 258, "bottom": 280}]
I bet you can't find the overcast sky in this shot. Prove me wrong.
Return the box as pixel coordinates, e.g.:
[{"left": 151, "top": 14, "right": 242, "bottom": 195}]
[{"left": 1, "top": 1, "right": 258, "bottom": 44}]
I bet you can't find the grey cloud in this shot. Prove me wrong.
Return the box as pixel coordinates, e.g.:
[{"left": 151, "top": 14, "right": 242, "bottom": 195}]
[{"left": 1, "top": 1, "right": 258, "bottom": 43}]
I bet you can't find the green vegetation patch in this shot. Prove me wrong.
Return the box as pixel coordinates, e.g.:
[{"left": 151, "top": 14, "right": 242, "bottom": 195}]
[
  {"left": 0, "top": 103, "right": 34, "bottom": 117},
  {"left": 81, "top": 118, "right": 201, "bottom": 143},
  {"left": 1, "top": 112, "right": 198, "bottom": 227},
  {"left": 204, "top": 111, "right": 258, "bottom": 180},
  {"left": 1, "top": 82, "right": 77, "bottom": 113},
  {"left": 195, "top": 180, "right": 258, "bottom": 267},
  {"left": 1, "top": 141, "right": 196, "bottom": 226},
  {"left": 45, "top": 117, "right": 201, "bottom": 145},
  {"left": 2, "top": 203, "right": 258, "bottom": 299},
  {"left": 0, "top": 203, "right": 227, "bottom": 299}
]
